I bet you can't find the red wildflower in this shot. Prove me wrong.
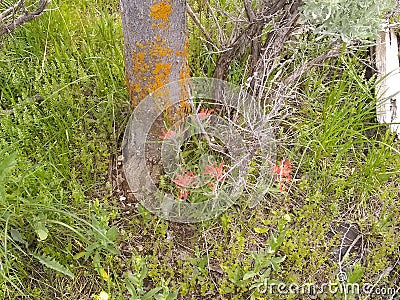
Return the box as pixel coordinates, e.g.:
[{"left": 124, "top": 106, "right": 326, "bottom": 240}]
[
  {"left": 159, "top": 129, "right": 176, "bottom": 140},
  {"left": 197, "top": 108, "right": 214, "bottom": 120},
  {"left": 203, "top": 161, "right": 226, "bottom": 181},
  {"left": 172, "top": 170, "right": 196, "bottom": 188},
  {"left": 271, "top": 159, "right": 293, "bottom": 191},
  {"left": 272, "top": 159, "right": 292, "bottom": 180},
  {"left": 178, "top": 189, "right": 189, "bottom": 200}
]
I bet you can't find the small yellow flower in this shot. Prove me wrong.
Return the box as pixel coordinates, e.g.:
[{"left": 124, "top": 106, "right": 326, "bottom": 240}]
[{"left": 100, "top": 268, "right": 109, "bottom": 281}]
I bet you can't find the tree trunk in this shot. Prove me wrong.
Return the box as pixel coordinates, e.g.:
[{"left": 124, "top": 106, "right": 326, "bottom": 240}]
[
  {"left": 120, "top": 0, "right": 189, "bottom": 185},
  {"left": 120, "top": 0, "right": 189, "bottom": 108}
]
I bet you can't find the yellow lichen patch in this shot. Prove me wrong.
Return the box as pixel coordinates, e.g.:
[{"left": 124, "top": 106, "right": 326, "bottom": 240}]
[
  {"left": 150, "top": 62, "right": 171, "bottom": 92},
  {"left": 135, "top": 41, "right": 146, "bottom": 49},
  {"left": 129, "top": 37, "right": 174, "bottom": 106},
  {"left": 132, "top": 51, "right": 147, "bottom": 72},
  {"left": 150, "top": 43, "right": 173, "bottom": 57},
  {"left": 130, "top": 50, "right": 151, "bottom": 105},
  {"left": 150, "top": 0, "right": 171, "bottom": 29},
  {"left": 178, "top": 39, "right": 190, "bottom": 80},
  {"left": 128, "top": 26, "right": 188, "bottom": 122},
  {"left": 153, "top": 63, "right": 171, "bottom": 76},
  {"left": 132, "top": 83, "right": 141, "bottom": 93}
]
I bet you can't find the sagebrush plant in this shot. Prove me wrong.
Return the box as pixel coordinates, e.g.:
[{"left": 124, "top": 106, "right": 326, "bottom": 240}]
[{"left": 302, "top": 0, "right": 395, "bottom": 41}]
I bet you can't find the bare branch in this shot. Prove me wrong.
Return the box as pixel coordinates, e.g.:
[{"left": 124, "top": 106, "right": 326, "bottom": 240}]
[
  {"left": 0, "top": 0, "right": 23, "bottom": 22},
  {"left": 186, "top": 2, "right": 218, "bottom": 50},
  {"left": 213, "top": 0, "right": 290, "bottom": 80},
  {"left": 204, "top": 0, "right": 224, "bottom": 47},
  {"left": 252, "top": 1, "right": 301, "bottom": 97},
  {"left": 283, "top": 46, "right": 343, "bottom": 85},
  {"left": 243, "top": 0, "right": 256, "bottom": 22},
  {"left": 0, "top": 0, "right": 49, "bottom": 38}
]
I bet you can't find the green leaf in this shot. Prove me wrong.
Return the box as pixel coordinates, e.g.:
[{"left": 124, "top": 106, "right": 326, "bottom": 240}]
[
  {"left": 259, "top": 268, "right": 271, "bottom": 281},
  {"left": 139, "top": 264, "right": 148, "bottom": 282},
  {"left": 126, "top": 273, "right": 142, "bottom": 290},
  {"left": 229, "top": 265, "right": 244, "bottom": 286},
  {"left": 254, "top": 227, "right": 269, "bottom": 234},
  {"left": 85, "top": 242, "right": 99, "bottom": 260},
  {"left": 270, "top": 255, "right": 286, "bottom": 271},
  {"left": 0, "top": 151, "right": 16, "bottom": 181},
  {"left": 33, "top": 253, "right": 74, "bottom": 278},
  {"left": 347, "top": 264, "right": 364, "bottom": 283},
  {"left": 106, "top": 226, "right": 119, "bottom": 241},
  {"left": 269, "top": 231, "right": 286, "bottom": 252},
  {"left": 164, "top": 292, "right": 178, "bottom": 300},
  {"left": 34, "top": 222, "right": 48, "bottom": 241},
  {"left": 73, "top": 251, "right": 86, "bottom": 260},
  {"left": 268, "top": 279, "right": 283, "bottom": 285},
  {"left": 252, "top": 253, "right": 272, "bottom": 272},
  {"left": 104, "top": 243, "right": 120, "bottom": 255},
  {"left": 243, "top": 271, "right": 257, "bottom": 280},
  {"left": 126, "top": 277, "right": 139, "bottom": 298},
  {"left": 0, "top": 151, "right": 16, "bottom": 200},
  {"left": 10, "top": 228, "right": 28, "bottom": 246},
  {"left": 93, "top": 251, "right": 101, "bottom": 269},
  {"left": 301, "top": 0, "right": 395, "bottom": 41},
  {"left": 142, "top": 287, "right": 162, "bottom": 300},
  {"left": 154, "top": 292, "right": 178, "bottom": 300}
]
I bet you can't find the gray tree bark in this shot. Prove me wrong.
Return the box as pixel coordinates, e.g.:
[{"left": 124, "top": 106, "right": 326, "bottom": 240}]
[
  {"left": 120, "top": 0, "right": 189, "bottom": 108},
  {"left": 120, "top": 0, "right": 189, "bottom": 186}
]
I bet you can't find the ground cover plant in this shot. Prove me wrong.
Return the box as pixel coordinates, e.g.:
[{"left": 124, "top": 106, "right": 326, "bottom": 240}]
[{"left": 0, "top": 0, "right": 399, "bottom": 299}]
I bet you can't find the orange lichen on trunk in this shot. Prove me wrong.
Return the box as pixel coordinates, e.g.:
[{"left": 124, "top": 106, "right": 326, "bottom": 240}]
[
  {"left": 129, "top": 37, "right": 174, "bottom": 106},
  {"left": 150, "top": 0, "right": 172, "bottom": 29},
  {"left": 127, "top": 0, "right": 190, "bottom": 123},
  {"left": 151, "top": 62, "right": 171, "bottom": 92}
]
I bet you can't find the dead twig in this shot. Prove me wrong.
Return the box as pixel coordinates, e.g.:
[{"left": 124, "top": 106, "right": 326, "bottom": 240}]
[
  {"left": 0, "top": 0, "right": 23, "bottom": 22},
  {"left": 213, "top": 0, "right": 290, "bottom": 80},
  {"left": 204, "top": 0, "right": 224, "bottom": 47},
  {"left": 0, "top": 0, "right": 49, "bottom": 38},
  {"left": 283, "top": 45, "right": 343, "bottom": 85},
  {"left": 186, "top": 2, "right": 218, "bottom": 51}
]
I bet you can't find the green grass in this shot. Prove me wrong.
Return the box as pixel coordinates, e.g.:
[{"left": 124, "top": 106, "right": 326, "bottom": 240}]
[
  {"left": 1, "top": 0, "right": 400, "bottom": 299},
  {"left": 0, "top": 1, "right": 128, "bottom": 298}
]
